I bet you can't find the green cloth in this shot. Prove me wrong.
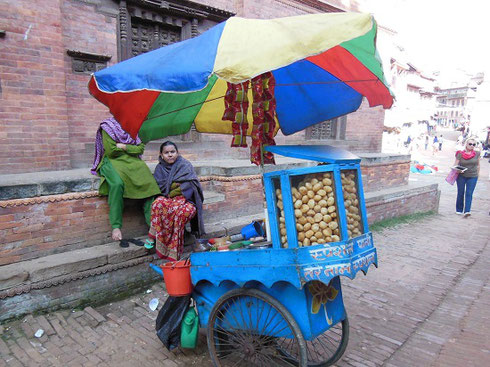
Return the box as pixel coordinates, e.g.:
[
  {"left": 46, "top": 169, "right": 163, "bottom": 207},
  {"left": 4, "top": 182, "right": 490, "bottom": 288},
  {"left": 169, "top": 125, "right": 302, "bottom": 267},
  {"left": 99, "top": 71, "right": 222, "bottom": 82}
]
[
  {"left": 99, "top": 159, "right": 124, "bottom": 228},
  {"left": 99, "top": 158, "right": 155, "bottom": 228},
  {"left": 341, "top": 20, "right": 388, "bottom": 88},
  {"left": 138, "top": 75, "right": 218, "bottom": 143},
  {"left": 97, "top": 130, "right": 161, "bottom": 199},
  {"left": 169, "top": 182, "right": 182, "bottom": 198}
]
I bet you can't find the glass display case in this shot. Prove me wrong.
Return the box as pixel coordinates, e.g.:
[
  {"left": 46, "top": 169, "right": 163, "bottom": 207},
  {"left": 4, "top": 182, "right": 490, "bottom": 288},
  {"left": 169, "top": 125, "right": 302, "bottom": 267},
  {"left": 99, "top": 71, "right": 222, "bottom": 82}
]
[{"left": 264, "top": 145, "right": 368, "bottom": 249}]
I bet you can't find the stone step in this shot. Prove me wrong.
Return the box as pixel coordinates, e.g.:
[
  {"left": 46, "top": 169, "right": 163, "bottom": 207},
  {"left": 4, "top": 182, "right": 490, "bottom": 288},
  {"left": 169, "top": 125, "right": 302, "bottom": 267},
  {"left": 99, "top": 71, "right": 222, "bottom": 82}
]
[
  {"left": 0, "top": 212, "right": 264, "bottom": 293},
  {"left": 203, "top": 190, "right": 225, "bottom": 205}
]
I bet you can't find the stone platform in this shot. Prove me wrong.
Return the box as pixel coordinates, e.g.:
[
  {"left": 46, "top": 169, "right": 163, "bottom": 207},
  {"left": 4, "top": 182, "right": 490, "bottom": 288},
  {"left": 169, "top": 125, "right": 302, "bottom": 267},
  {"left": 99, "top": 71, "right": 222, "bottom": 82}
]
[{"left": 0, "top": 154, "right": 439, "bottom": 321}]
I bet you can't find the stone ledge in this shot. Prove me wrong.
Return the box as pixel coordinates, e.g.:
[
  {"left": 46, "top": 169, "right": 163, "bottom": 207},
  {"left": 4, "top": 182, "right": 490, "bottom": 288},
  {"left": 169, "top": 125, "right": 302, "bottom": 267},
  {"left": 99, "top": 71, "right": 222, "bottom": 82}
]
[
  {"left": 0, "top": 155, "right": 410, "bottom": 200},
  {"left": 365, "top": 182, "right": 439, "bottom": 204},
  {"left": 0, "top": 239, "right": 146, "bottom": 290},
  {"left": 0, "top": 158, "right": 310, "bottom": 200},
  {"left": 359, "top": 152, "right": 411, "bottom": 166}
]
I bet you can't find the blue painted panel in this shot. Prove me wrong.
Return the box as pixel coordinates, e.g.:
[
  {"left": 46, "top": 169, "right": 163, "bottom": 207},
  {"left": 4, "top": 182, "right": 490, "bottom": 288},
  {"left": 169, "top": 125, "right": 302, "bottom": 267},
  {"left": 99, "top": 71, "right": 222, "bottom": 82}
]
[
  {"left": 301, "top": 247, "right": 377, "bottom": 284},
  {"left": 193, "top": 280, "right": 238, "bottom": 329},
  {"left": 333, "top": 167, "right": 349, "bottom": 241},
  {"left": 296, "top": 233, "right": 374, "bottom": 263},
  {"left": 191, "top": 232, "right": 376, "bottom": 288},
  {"left": 354, "top": 166, "right": 370, "bottom": 232},
  {"left": 265, "top": 145, "right": 361, "bottom": 164},
  {"left": 264, "top": 164, "right": 335, "bottom": 181},
  {"left": 193, "top": 279, "right": 345, "bottom": 339},
  {"left": 264, "top": 177, "right": 281, "bottom": 249},
  {"left": 192, "top": 263, "right": 302, "bottom": 289},
  {"left": 280, "top": 174, "right": 298, "bottom": 249},
  {"left": 305, "top": 276, "right": 345, "bottom": 340},
  {"left": 191, "top": 247, "right": 297, "bottom": 267}
]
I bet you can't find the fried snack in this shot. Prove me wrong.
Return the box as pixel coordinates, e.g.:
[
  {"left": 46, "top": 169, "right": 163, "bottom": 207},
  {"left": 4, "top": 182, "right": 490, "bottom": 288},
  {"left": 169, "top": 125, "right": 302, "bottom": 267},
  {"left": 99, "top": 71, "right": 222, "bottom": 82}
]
[
  {"left": 278, "top": 173, "right": 341, "bottom": 247},
  {"left": 341, "top": 170, "right": 363, "bottom": 239}
]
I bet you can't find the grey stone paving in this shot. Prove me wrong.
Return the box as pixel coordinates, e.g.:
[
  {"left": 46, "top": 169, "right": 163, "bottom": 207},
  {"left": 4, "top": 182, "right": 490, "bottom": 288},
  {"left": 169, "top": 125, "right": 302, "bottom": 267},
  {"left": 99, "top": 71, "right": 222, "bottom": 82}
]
[{"left": 1, "top": 140, "right": 489, "bottom": 366}]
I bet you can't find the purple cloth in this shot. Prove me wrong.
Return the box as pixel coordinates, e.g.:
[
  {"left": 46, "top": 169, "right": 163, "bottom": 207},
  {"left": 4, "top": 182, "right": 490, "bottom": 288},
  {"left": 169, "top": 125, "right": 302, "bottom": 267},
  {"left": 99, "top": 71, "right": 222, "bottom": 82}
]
[
  {"left": 91, "top": 117, "right": 142, "bottom": 175},
  {"left": 445, "top": 168, "right": 459, "bottom": 185}
]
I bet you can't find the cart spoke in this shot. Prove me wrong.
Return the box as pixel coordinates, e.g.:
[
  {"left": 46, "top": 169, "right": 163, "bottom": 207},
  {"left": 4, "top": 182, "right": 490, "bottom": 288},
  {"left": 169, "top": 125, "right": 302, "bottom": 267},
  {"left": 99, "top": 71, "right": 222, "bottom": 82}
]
[{"left": 207, "top": 289, "right": 308, "bottom": 367}]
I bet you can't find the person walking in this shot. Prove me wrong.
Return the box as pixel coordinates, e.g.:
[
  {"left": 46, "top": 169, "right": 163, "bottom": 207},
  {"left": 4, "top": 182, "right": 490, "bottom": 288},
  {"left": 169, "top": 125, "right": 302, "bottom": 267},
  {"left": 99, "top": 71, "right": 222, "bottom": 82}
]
[
  {"left": 432, "top": 135, "right": 439, "bottom": 155},
  {"left": 438, "top": 134, "right": 444, "bottom": 151},
  {"left": 424, "top": 135, "right": 429, "bottom": 150},
  {"left": 453, "top": 138, "right": 480, "bottom": 217}
]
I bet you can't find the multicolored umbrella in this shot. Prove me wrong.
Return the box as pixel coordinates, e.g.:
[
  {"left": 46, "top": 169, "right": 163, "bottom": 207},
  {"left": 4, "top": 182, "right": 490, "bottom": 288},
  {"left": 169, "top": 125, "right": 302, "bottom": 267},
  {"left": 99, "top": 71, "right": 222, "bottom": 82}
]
[{"left": 89, "top": 12, "right": 393, "bottom": 145}]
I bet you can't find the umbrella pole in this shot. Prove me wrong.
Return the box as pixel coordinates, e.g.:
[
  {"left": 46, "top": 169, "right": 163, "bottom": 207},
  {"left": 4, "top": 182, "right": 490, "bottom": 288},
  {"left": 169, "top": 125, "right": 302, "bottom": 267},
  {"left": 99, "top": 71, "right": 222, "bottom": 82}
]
[{"left": 259, "top": 145, "right": 272, "bottom": 242}]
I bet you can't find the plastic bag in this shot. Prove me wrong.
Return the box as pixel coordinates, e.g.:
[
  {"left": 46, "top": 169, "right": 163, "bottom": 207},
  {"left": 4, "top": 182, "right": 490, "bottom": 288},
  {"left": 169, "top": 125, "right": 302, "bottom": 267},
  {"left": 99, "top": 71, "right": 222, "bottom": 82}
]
[
  {"left": 155, "top": 295, "right": 191, "bottom": 350},
  {"left": 445, "top": 168, "right": 459, "bottom": 185}
]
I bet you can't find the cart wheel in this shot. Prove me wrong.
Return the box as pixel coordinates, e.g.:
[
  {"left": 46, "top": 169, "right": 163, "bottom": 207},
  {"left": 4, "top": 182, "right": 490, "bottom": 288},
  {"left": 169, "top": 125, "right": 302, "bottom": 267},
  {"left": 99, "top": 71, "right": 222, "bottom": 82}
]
[
  {"left": 207, "top": 288, "right": 308, "bottom": 367},
  {"left": 278, "top": 316, "right": 349, "bottom": 367},
  {"left": 305, "top": 316, "right": 349, "bottom": 366}
]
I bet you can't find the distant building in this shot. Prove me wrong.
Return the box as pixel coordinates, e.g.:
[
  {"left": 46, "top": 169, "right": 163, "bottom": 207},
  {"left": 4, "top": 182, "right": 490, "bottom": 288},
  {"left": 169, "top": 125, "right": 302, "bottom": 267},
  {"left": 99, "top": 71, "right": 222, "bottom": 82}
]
[
  {"left": 434, "top": 86, "right": 476, "bottom": 128},
  {"left": 384, "top": 58, "right": 437, "bottom": 129}
]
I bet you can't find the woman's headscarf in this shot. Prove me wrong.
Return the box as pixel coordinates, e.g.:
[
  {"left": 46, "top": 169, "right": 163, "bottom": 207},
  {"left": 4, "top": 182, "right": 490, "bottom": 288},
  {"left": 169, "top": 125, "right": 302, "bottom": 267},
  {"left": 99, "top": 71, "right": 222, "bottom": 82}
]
[{"left": 91, "top": 117, "right": 142, "bottom": 175}]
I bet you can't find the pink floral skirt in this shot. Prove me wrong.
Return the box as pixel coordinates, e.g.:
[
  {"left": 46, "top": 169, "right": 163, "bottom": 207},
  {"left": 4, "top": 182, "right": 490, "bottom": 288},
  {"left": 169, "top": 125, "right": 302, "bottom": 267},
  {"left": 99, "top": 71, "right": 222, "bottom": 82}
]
[{"left": 149, "top": 196, "right": 196, "bottom": 261}]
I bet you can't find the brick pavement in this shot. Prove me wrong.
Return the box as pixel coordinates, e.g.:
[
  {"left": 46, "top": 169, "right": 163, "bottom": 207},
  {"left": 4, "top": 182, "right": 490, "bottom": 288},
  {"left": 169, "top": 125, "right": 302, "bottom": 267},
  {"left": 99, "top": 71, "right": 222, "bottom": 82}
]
[{"left": 1, "top": 141, "right": 489, "bottom": 366}]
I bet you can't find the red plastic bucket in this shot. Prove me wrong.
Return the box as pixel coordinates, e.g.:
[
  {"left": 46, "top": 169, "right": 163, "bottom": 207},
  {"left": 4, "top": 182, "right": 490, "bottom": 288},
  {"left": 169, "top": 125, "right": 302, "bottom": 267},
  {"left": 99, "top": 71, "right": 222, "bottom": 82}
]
[{"left": 161, "top": 260, "right": 193, "bottom": 296}]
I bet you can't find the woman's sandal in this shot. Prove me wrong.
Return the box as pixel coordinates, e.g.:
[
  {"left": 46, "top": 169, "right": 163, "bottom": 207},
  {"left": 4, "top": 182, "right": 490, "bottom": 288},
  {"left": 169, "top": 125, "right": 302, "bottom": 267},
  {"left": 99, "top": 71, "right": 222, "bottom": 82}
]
[
  {"left": 144, "top": 239, "right": 155, "bottom": 250},
  {"left": 119, "top": 239, "right": 130, "bottom": 248},
  {"left": 128, "top": 238, "right": 145, "bottom": 247}
]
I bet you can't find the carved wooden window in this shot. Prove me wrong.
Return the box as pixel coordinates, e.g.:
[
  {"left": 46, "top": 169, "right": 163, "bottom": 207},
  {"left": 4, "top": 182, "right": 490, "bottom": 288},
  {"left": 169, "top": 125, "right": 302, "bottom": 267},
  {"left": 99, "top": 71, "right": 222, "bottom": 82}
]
[
  {"left": 306, "top": 116, "right": 347, "bottom": 140},
  {"left": 117, "top": 1, "right": 233, "bottom": 141},
  {"left": 129, "top": 19, "right": 183, "bottom": 58},
  {"left": 67, "top": 50, "right": 112, "bottom": 74},
  {"left": 117, "top": 1, "right": 228, "bottom": 61}
]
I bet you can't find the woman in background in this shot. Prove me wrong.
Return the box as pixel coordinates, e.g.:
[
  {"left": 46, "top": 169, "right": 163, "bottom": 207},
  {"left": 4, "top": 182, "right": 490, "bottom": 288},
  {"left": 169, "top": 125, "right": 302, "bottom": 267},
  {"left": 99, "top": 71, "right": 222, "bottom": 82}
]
[
  {"left": 148, "top": 141, "right": 205, "bottom": 260},
  {"left": 453, "top": 138, "right": 480, "bottom": 217}
]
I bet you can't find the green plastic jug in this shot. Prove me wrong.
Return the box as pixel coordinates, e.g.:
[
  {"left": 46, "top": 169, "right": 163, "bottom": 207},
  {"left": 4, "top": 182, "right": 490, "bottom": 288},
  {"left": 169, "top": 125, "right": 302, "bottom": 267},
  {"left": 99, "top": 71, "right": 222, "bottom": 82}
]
[{"left": 180, "top": 307, "right": 199, "bottom": 349}]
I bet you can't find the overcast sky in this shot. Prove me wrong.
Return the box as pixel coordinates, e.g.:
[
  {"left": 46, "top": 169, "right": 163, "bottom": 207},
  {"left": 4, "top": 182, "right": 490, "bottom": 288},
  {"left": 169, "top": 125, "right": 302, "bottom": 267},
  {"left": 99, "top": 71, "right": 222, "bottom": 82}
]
[{"left": 361, "top": 0, "right": 490, "bottom": 75}]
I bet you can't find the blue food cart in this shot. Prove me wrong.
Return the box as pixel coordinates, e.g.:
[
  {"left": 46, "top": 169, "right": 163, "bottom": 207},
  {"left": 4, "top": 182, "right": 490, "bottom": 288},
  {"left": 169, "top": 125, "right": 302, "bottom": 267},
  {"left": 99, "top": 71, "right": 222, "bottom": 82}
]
[{"left": 191, "top": 145, "right": 377, "bottom": 366}]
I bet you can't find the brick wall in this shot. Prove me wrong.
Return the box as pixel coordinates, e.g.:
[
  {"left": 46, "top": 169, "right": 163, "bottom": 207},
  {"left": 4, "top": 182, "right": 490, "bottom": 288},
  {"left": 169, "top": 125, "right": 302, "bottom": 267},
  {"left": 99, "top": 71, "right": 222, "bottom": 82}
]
[
  {"left": 366, "top": 188, "right": 440, "bottom": 224},
  {"left": 345, "top": 99, "right": 386, "bottom": 153},
  {"left": 361, "top": 161, "right": 410, "bottom": 192},
  {"left": 0, "top": 176, "right": 265, "bottom": 266},
  {"left": 202, "top": 178, "right": 265, "bottom": 222},
  {"left": 0, "top": 0, "right": 71, "bottom": 173},
  {"left": 61, "top": 0, "right": 116, "bottom": 168},
  {"left": 0, "top": 194, "right": 148, "bottom": 266}
]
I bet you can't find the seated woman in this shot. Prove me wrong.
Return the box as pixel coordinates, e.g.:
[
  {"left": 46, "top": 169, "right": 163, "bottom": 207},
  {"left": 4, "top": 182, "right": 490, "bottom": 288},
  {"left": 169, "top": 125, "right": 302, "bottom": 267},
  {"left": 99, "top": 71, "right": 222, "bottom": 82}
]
[
  {"left": 149, "top": 141, "right": 205, "bottom": 260},
  {"left": 92, "top": 117, "right": 161, "bottom": 242}
]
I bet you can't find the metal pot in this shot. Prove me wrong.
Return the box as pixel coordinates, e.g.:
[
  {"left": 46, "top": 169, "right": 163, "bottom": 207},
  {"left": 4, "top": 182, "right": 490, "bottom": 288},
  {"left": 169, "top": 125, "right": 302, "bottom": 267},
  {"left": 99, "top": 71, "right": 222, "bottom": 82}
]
[
  {"left": 193, "top": 239, "right": 212, "bottom": 252},
  {"left": 244, "top": 241, "right": 272, "bottom": 250}
]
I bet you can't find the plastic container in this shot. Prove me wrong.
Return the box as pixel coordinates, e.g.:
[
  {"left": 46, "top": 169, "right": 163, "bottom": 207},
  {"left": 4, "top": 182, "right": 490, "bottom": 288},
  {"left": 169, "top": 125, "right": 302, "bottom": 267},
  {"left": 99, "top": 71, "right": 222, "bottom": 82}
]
[
  {"left": 161, "top": 260, "right": 193, "bottom": 296},
  {"left": 180, "top": 307, "right": 199, "bottom": 348}
]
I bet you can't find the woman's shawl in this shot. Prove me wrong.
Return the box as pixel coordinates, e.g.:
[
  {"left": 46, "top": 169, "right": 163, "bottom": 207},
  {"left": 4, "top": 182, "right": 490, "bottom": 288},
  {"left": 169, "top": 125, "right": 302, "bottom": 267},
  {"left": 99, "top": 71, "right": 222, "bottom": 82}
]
[
  {"left": 154, "top": 155, "right": 205, "bottom": 236},
  {"left": 91, "top": 117, "right": 142, "bottom": 175}
]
